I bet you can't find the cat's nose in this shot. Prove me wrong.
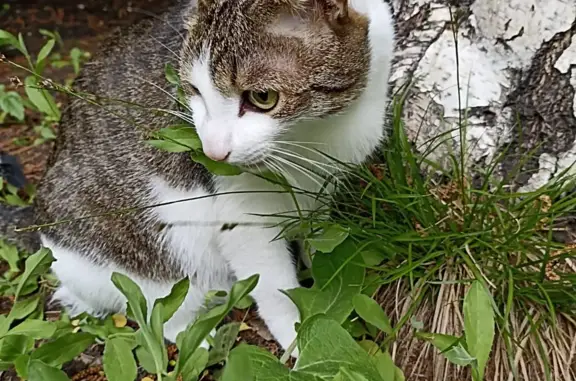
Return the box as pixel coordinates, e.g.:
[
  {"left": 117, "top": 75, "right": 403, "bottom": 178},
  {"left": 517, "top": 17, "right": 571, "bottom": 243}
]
[{"left": 204, "top": 149, "right": 231, "bottom": 162}]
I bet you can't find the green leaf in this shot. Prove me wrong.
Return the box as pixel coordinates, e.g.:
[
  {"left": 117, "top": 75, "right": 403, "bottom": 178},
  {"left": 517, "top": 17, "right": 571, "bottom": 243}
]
[
  {"left": 177, "top": 275, "right": 259, "bottom": 378},
  {"left": 3, "top": 319, "right": 56, "bottom": 339},
  {"left": 31, "top": 332, "right": 95, "bottom": 367},
  {"left": 0, "top": 92, "right": 25, "bottom": 120},
  {"left": 307, "top": 224, "right": 350, "bottom": 253},
  {"left": 110, "top": 272, "right": 147, "bottom": 325},
  {"left": 417, "top": 332, "right": 476, "bottom": 367},
  {"left": 190, "top": 152, "right": 243, "bottom": 176},
  {"left": 165, "top": 63, "right": 180, "bottom": 85},
  {"left": 135, "top": 346, "right": 157, "bottom": 373},
  {"left": 147, "top": 139, "right": 191, "bottom": 153},
  {"left": 286, "top": 238, "right": 364, "bottom": 323},
  {"left": 69, "top": 47, "right": 82, "bottom": 74},
  {"left": 352, "top": 294, "right": 392, "bottom": 335},
  {"left": 24, "top": 76, "right": 60, "bottom": 120},
  {"left": 180, "top": 348, "right": 209, "bottom": 381},
  {"left": 103, "top": 338, "right": 138, "bottom": 381},
  {"left": 154, "top": 276, "right": 190, "bottom": 323},
  {"left": 222, "top": 315, "right": 384, "bottom": 381},
  {"left": 0, "top": 335, "right": 34, "bottom": 361},
  {"left": 207, "top": 322, "right": 241, "bottom": 366},
  {"left": 357, "top": 341, "right": 403, "bottom": 381},
  {"left": 0, "top": 29, "right": 24, "bottom": 54},
  {"left": 464, "top": 281, "right": 495, "bottom": 380},
  {"left": 15, "top": 247, "right": 55, "bottom": 300},
  {"left": 296, "top": 316, "right": 383, "bottom": 380},
  {"left": 233, "top": 295, "right": 254, "bottom": 310},
  {"left": 8, "top": 294, "right": 40, "bottom": 320},
  {"left": 14, "top": 354, "right": 30, "bottom": 379},
  {"left": 36, "top": 39, "right": 55, "bottom": 65},
  {"left": 332, "top": 368, "right": 370, "bottom": 381},
  {"left": 222, "top": 345, "right": 292, "bottom": 381},
  {"left": 0, "top": 241, "right": 20, "bottom": 272},
  {"left": 28, "top": 359, "right": 70, "bottom": 381},
  {"left": 156, "top": 125, "right": 202, "bottom": 151}
]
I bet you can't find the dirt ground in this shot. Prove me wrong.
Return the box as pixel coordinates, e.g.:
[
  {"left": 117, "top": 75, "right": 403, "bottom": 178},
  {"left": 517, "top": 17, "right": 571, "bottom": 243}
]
[{"left": 0, "top": 1, "right": 282, "bottom": 379}]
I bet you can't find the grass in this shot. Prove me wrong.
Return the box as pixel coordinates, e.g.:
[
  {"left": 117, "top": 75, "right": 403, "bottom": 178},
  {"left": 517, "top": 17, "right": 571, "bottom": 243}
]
[{"left": 1, "top": 20, "right": 576, "bottom": 381}]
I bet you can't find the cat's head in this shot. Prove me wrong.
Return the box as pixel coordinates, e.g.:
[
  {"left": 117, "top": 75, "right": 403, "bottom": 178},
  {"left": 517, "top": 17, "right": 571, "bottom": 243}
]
[{"left": 179, "top": 0, "right": 380, "bottom": 166}]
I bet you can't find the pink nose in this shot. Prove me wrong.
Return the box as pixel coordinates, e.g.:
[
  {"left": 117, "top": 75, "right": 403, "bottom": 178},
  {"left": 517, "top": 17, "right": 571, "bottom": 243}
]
[{"left": 204, "top": 150, "right": 231, "bottom": 162}]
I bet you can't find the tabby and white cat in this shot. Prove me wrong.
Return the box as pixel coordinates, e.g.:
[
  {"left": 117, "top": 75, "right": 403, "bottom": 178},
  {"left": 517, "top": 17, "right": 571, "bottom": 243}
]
[{"left": 34, "top": 0, "right": 394, "bottom": 356}]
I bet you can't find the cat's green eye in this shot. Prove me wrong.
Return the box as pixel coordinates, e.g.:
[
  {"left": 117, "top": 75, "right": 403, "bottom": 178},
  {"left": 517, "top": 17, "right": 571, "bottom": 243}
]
[{"left": 246, "top": 90, "right": 279, "bottom": 111}]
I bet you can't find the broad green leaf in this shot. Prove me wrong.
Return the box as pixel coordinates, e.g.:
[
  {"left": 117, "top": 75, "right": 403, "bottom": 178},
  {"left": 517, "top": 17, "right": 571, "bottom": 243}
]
[
  {"left": 307, "top": 224, "right": 350, "bottom": 253},
  {"left": 0, "top": 92, "right": 25, "bottom": 120},
  {"left": 0, "top": 241, "right": 20, "bottom": 272},
  {"left": 147, "top": 139, "right": 191, "bottom": 153},
  {"left": 207, "top": 322, "right": 241, "bottom": 366},
  {"left": 234, "top": 295, "right": 254, "bottom": 310},
  {"left": 190, "top": 152, "right": 243, "bottom": 176},
  {"left": 134, "top": 328, "right": 167, "bottom": 374},
  {"left": 357, "top": 341, "right": 403, "bottom": 381},
  {"left": 31, "top": 332, "right": 95, "bottom": 367},
  {"left": 148, "top": 303, "right": 169, "bottom": 370},
  {"left": 36, "top": 39, "right": 55, "bottom": 65},
  {"left": 103, "top": 338, "right": 138, "bottom": 381},
  {"left": 222, "top": 315, "right": 384, "bottom": 381},
  {"left": 0, "top": 316, "right": 10, "bottom": 336},
  {"left": 156, "top": 125, "right": 202, "bottom": 151},
  {"left": 15, "top": 247, "right": 54, "bottom": 300},
  {"left": 135, "top": 346, "right": 157, "bottom": 373},
  {"left": 154, "top": 276, "right": 190, "bottom": 323},
  {"left": 165, "top": 63, "right": 180, "bottom": 85},
  {"left": 3, "top": 319, "right": 56, "bottom": 339},
  {"left": 352, "top": 294, "right": 392, "bottom": 335},
  {"left": 28, "top": 359, "right": 70, "bottom": 381},
  {"left": 177, "top": 275, "right": 259, "bottom": 377},
  {"left": 110, "top": 272, "right": 147, "bottom": 324},
  {"left": 14, "top": 354, "right": 30, "bottom": 379},
  {"left": 150, "top": 302, "right": 164, "bottom": 342},
  {"left": 464, "top": 281, "right": 494, "bottom": 380},
  {"left": 332, "top": 368, "right": 370, "bottom": 381},
  {"left": 180, "top": 347, "right": 209, "bottom": 381},
  {"left": 286, "top": 238, "right": 364, "bottom": 323},
  {"left": 24, "top": 76, "right": 60, "bottom": 119},
  {"left": 296, "top": 315, "right": 383, "bottom": 380},
  {"left": 0, "top": 335, "right": 34, "bottom": 361},
  {"left": 8, "top": 294, "right": 40, "bottom": 320},
  {"left": 417, "top": 332, "right": 476, "bottom": 367},
  {"left": 222, "top": 344, "right": 296, "bottom": 381}
]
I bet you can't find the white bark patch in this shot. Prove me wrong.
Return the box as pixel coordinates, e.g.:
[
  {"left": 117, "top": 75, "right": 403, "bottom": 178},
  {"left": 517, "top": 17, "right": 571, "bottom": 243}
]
[
  {"left": 555, "top": 35, "right": 576, "bottom": 118},
  {"left": 391, "top": 0, "right": 576, "bottom": 173}
]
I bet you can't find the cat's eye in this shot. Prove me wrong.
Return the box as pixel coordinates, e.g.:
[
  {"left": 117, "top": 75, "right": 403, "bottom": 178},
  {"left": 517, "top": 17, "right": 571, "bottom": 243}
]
[{"left": 245, "top": 90, "right": 279, "bottom": 111}]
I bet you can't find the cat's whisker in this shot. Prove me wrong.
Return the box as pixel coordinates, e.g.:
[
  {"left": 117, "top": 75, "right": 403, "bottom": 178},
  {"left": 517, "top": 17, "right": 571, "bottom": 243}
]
[
  {"left": 271, "top": 147, "right": 343, "bottom": 174},
  {"left": 270, "top": 155, "right": 326, "bottom": 192},
  {"left": 150, "top": 35, "right": 181, "bottom": 60}
]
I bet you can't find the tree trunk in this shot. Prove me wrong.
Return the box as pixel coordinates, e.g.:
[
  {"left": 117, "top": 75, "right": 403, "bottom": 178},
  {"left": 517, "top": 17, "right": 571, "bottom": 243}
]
[
  {"left": 389, "top": 0, "right": 576, "bottom": 192},
  {"left": 382, "top": 1, "right": 576, "bottom": 380}
]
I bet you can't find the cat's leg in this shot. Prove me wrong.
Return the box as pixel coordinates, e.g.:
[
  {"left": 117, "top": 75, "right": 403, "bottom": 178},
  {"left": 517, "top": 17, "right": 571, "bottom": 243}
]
[
  {"left": 43, "top": 236, "right": 215, "bottom": 344},
  {"left": 217, "top": 226, "right": 301, "bottom": 356}
]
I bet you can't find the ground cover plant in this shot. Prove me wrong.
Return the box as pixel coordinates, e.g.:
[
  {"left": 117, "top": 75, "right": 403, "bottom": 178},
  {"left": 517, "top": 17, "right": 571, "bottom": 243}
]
[{"left": 1, "top": 15, "right": 575, "bottom": 381}]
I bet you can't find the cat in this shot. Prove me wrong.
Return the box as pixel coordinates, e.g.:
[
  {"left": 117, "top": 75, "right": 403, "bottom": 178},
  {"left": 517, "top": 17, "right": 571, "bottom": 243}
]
[{"left": 30, "top": 0, "right": 395, "bottom": 357}]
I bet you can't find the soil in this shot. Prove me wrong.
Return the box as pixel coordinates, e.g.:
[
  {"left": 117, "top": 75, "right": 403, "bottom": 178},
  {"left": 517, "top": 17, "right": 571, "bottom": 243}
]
[{"left": 0, "top": 1, "right": 282, "bottom": 380}]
